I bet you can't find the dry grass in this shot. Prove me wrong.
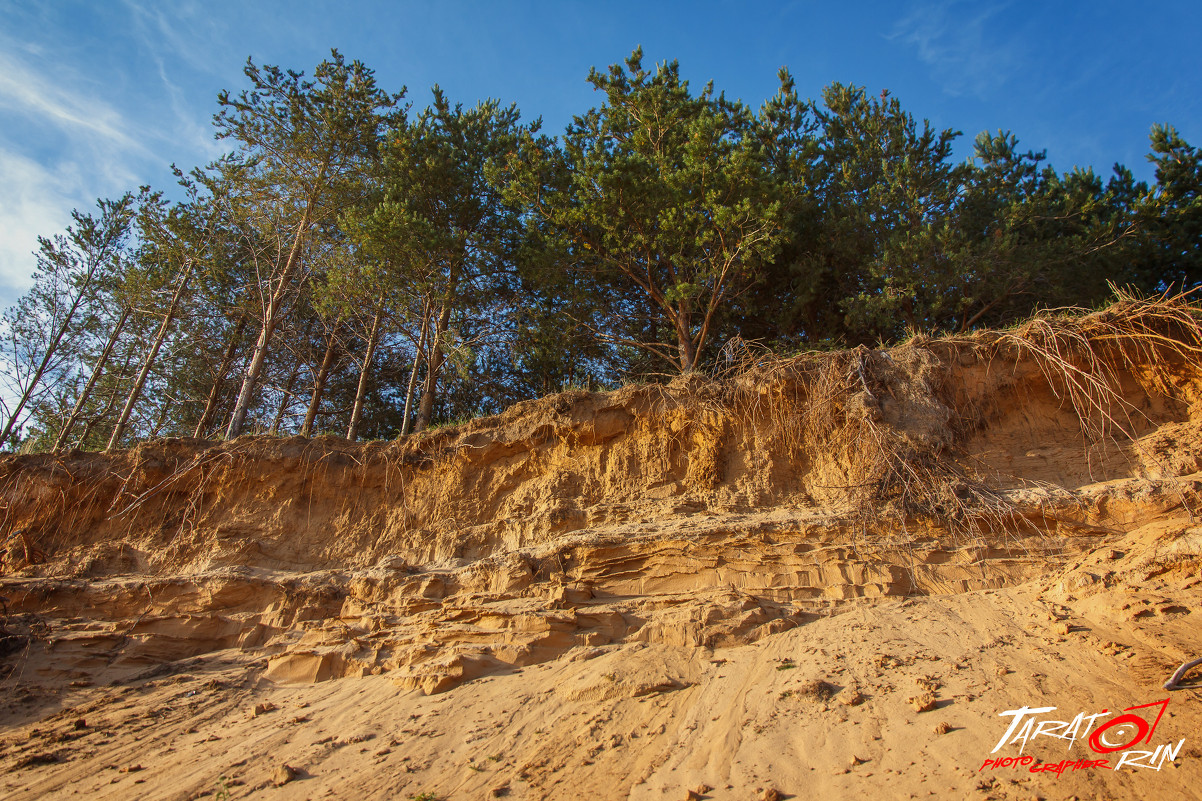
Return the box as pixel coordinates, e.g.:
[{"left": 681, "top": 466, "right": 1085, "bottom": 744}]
[
  {"left": 1, "top": 291, "right": 1199, "bottom": 572},
  {"left": 715, "top": 290, "right": 1202, "bottom": 533}
]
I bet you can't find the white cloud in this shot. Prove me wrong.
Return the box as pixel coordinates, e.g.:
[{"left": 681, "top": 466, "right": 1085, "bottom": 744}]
[
  {"left": 121, "top": 0, "right": 228, "bottom": 164},
  {"left": 0, "top": 50, "right": 151, "bottom": 159},
  {"left": 123, "top": 0, "right": 228, "bottom": 79},
  {"left": 0, "top": 0, "right": 231, "bottom": 311},
  {"left": 0, "top": 43, "right": 147, "bottom": 309},
  {"left": 151, "top": 52, "right": 226, "bottom": 166},
  {"left": 0, "top": 149, "right": 78, "bottom": 304},
  {"left": 889, "top": 1, "right": 1022, "bottom": 99}
]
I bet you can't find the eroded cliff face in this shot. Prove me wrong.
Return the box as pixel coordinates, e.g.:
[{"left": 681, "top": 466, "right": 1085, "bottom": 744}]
[{"left": 2, "top": 301, "right": 1201, "bottom": 800}]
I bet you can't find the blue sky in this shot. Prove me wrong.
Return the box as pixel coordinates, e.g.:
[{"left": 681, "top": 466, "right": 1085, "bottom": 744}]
[{"left": 1, "top": 0, "right": 1200, "bottom": 309}]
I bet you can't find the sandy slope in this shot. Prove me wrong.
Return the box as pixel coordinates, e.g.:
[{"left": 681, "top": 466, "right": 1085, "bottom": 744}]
[
  {"left": 2, "top": 309, "right": 1201, "bottom": 800},
  {"left": 1, "top": 519, "right": 1199, "bottom": 801}
]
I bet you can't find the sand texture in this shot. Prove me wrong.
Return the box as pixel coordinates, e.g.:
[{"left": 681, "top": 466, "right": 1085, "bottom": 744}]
[{"left": 2, "top": 300, "right": 1201, "bottom": 800}]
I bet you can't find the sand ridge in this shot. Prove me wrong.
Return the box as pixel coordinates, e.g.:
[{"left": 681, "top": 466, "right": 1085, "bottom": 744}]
[{"left": 2, "top": 302, "right": 1201, "bottom": 799}]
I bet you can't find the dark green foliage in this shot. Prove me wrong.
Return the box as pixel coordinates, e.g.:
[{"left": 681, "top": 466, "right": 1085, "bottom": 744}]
[
  {"left": 3, "top": 50, "right": 1199, "bottom": 451},
  {"left": 496, "top": 48, "right": 785, "bottom": 372},
  {"left": 1135, "top": 124, "right": 1202, "bottom": 290}
]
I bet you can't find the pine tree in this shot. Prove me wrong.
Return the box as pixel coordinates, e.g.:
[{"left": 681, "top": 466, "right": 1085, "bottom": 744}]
[
  {"left": 215, "top": 50, "right": 401, "bottom": 439},
  {"left": 496, "top": 49, "right": 784, "bottom": 372},
  {"left": 347, "top": 87, "right": 528, "bottom": 432},
  {"left": 0, "top": 194, "right": 139, "bottom": 449}
]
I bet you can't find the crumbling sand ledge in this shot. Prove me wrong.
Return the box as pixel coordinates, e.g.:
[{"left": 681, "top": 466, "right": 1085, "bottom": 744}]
[{"left": 1, "top": 298, "right": 1201, "bottom": 799}]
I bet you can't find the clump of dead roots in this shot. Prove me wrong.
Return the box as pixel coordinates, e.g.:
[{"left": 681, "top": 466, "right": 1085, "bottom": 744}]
[
  {"left": 721, "top": 289, "right": 1202, "bottom": 532},
  {"left": 2, "top": 291, "right": 1200, "bottom": 570}
]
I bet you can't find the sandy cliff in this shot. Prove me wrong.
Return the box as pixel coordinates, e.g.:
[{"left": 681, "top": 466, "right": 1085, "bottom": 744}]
[{"left": 1, "top": 297, "right": 1200, "bottom": 800}]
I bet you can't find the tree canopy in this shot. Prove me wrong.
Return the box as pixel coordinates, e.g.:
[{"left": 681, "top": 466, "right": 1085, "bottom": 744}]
[{"left": 2, "top": 48, "right": 1200, "bottom": 451}]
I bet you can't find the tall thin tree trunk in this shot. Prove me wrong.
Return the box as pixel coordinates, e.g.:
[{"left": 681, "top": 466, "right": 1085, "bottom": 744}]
[
  {"left": 270, "top": 362, "right": 302, "bottom": 435},
  {"left": 226, "top": 215, "right": 309, "bottom": 439},
  {"left": 413, "top": 267, "right": 458, "bottom": 433},
  {"left": 54, "top": 306, "right": 131, "bottom": 450},
  {"left": 346, "top": 296, "right": 386, "bottom": 441},
  {"left": 400, "top": 305, "right": 429, "bottom": 436},
  {"left": 674, "top": 302, "right": 696, "bottom": 373},
  {"left": 78, "top": 347, "right": 137, "bottom": 446},
  {"left": 0, "top": 285, "right": 96, "bottom": 449},
  {"left": 194, "top": 315, "right": 247, "bottom": 439},
  {"left": 106, "top": 270, "right": 192, "bottom": 451},
  {"left": 149, "top": 395, "right": 174, "bottom": 439},
  {"left": 413, "top": 319, "right": 447, "bottom": 432},
  {"left": 300, "top": 329, "right": 338, "bottom": 438},
  {"left": 0, "top": 203, "right": 129, "bottom": 449}
]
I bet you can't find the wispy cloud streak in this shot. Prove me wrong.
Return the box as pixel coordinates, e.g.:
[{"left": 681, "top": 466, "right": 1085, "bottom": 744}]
[
  {"left": 0, "top": 38, "right": 151, "bottom": 305},
  {"left": 889, "top": 1, "right": 1024, "bottom": 99},
  {"left": 0, "top": 51, "right": 150, "bottom": 158}
]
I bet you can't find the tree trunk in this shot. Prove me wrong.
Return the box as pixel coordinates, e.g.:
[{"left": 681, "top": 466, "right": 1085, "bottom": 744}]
[
  {"left": 300, "top": 329, "right": 339, "bottom": 438},
  {"left": 900, "top": 296, "right": 917, "bottom": 333},
  {"left": 78, "top": 347, "right": 137, "bottom": 447},
  {"left": 54, "top": 306, "right": 131, "bottom": 450},
  {"left": 413, "top": 265, "right": 458, "bottom": 433},
  {"left": 413, "top": 309, "right": 450, "bottom": 432},
  {"left": 194, "top": 315, "right": 247, "bottom": 439},
  {"left": 0, "top": 199, "right": 133, "bottom": 448},
  {"left": 149, "top": 395, "right": 174, "bottom": 439},
  {"left": 106, "top": 270, "right": 192, "bottom": 451},
  {"left": 673, "top": 303, "right": 696, "bottom": 373},
  {"left": 0, "top": 284, "right": 97, "bottom": 449},
  {"left": 346, "top": 297, "right": 385, "bottom": 441},
  {"left": 270, "top": 361, "right": 302, "bottom": 435},
  {"left": 400, "top": 305, "right": 430, "bottom": 437},
  {"left": 226, "top": 215, "right": 309, "bottom": 439}
]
